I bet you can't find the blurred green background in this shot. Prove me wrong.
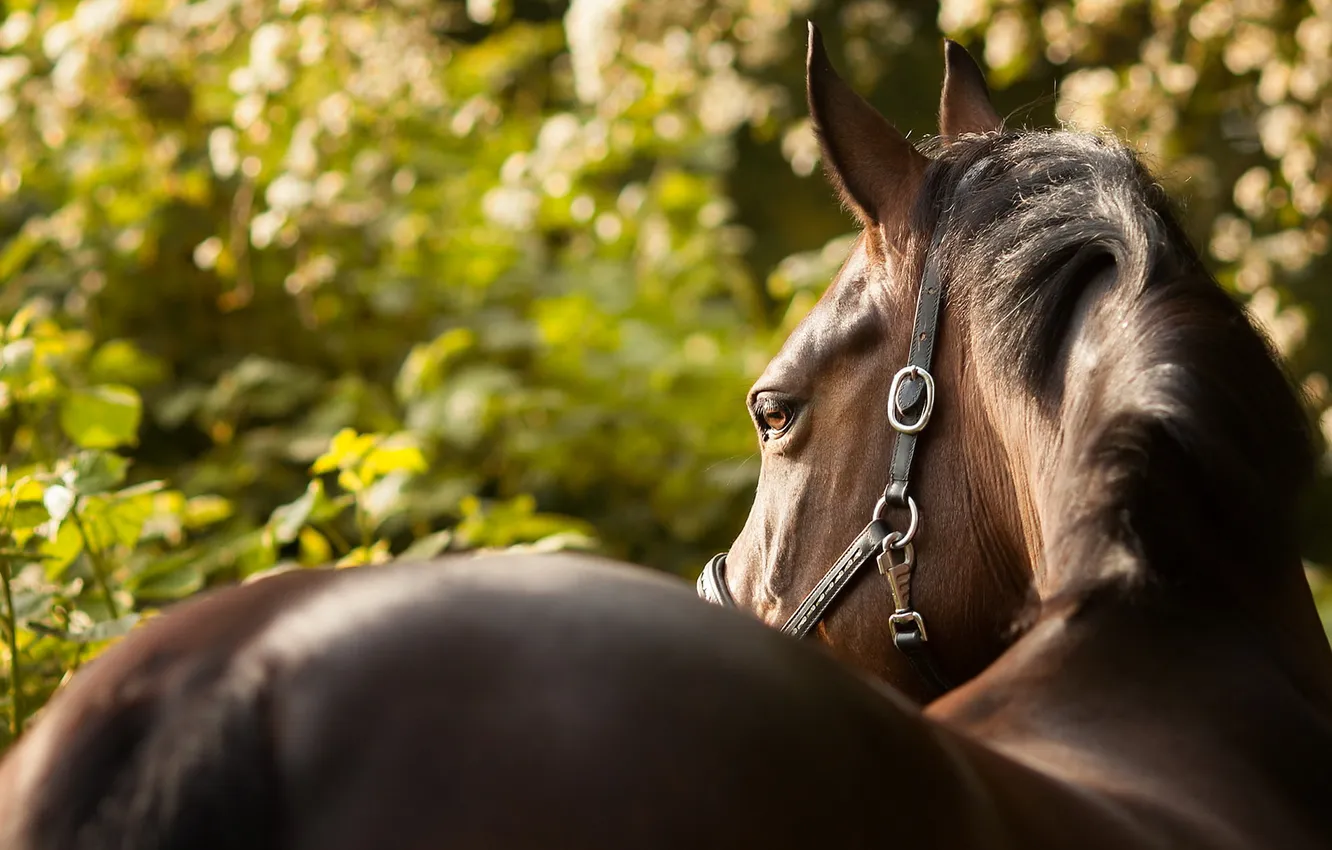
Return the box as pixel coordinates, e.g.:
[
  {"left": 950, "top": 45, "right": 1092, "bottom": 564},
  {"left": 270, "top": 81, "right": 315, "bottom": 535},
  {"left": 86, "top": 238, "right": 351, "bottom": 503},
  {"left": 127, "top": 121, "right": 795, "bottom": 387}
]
[{"left": 2, "top": 0, "right": 1332, "bottom": 746}]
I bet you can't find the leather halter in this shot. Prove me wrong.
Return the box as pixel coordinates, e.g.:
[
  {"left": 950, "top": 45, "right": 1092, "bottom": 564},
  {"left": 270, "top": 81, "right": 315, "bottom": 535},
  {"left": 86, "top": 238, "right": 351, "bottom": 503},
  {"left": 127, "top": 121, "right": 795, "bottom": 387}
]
[{"left": 698, "top": 222, "right": 953, "bottom": 697}]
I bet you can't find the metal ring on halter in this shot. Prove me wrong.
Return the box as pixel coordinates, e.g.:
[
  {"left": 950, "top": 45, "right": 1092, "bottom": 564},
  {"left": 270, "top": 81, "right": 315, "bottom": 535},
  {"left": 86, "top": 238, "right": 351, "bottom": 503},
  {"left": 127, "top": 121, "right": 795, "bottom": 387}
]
[
  {"left": 888, "top": 366, "right": 935, "bottom": 434},
  {"left": 872, "top": 495, "right": 919, "bottom": 549}
]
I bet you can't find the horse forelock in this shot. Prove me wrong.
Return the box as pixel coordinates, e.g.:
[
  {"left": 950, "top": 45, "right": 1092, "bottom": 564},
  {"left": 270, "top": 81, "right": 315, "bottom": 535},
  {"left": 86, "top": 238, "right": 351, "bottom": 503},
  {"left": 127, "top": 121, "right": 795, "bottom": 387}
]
[{"left": 915, "top": 129, "right": 1314, "bottom": 607}]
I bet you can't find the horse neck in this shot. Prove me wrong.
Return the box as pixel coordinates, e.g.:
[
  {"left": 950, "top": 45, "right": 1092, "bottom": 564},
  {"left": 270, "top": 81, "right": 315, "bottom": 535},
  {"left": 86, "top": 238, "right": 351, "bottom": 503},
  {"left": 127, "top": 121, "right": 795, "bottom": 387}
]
[
  {"left": 937, "top": 409, "right": 1332, "bottom": 810},
  {"left": 1021, "top": 371, "right": 1332, "bottom": 716},
  {"left": 932, "top": 580, "right": 1332, "bottom": 850}
]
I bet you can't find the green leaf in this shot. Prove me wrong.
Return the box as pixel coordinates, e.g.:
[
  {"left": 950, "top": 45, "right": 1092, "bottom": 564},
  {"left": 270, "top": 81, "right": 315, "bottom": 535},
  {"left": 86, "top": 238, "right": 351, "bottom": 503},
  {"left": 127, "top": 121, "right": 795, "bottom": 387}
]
[
  {"left": 10, "top": 501, "right": 51, "bottom": 545},
  {"left": 66, "top": 450, "right": 130, "bottom": 494},
  {"left": 361, "top": 472, "right": 410, "bottom": 525},
  {"left": 267, "top": 480, "right": 348, "bottom": 544},
  {"left": 40, "top": 521, "right": 84, "bottom": 578},
  {"left": 398, "top": 529, "right": 453, "bottom": 560},
  {"left": 0, "top": 229, "right": 40, "bottom": 285},
  {"left": 67, "top": 613, "right": 141, "bottom": 645},
  {"left": 88, "top": 340, "right": 167, "bottom": 387},
  {"left": 10, "top": 585, "right": 54, "bottom": 625},
  {"left": 395, "top": 328, "right": 476, "bottom": 400},
  {"left": 183, "top": 495, "right": 234, "bottom": 529},
  {"left": 79, "top": 484, "right": 162, "bottom": 551},
  {"left": 134, "top": 563, "right": 204, "bottom": 603},
  {"left": 59, "top": 385, "right": 142, "bottom": 449}
]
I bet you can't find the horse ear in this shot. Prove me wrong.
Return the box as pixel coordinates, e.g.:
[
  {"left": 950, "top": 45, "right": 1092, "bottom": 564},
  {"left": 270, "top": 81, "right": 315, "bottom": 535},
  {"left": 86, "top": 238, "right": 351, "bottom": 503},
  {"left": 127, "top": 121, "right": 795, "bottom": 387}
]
[
  {"left": 806, "top": 22, "right": 926, "bottom": 229},
  {"left": 939, "top": 39, "right": 1003, "bottom": 138}
]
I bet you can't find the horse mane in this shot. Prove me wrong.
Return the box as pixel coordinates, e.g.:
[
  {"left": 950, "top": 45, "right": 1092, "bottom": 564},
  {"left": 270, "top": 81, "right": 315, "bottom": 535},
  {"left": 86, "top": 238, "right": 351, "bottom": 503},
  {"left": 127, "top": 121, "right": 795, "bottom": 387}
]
[{"left": 914, "top": 130, "right": 1314, "bottom": 608}]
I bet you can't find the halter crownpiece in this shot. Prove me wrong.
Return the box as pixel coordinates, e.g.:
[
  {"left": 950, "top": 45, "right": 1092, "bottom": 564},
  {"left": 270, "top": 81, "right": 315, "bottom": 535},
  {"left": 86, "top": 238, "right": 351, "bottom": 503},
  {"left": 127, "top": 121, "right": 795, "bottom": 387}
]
[{"left": 697, "top": 219, "right": 953, "bottom": 697}]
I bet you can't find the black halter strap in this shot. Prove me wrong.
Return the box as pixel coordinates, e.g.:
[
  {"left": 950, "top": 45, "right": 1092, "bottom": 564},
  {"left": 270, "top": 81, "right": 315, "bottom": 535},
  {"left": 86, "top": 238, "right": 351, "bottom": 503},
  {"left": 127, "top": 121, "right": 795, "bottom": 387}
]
[
  {"left": 884, "top": 254, "right": 945, "bottom": 507},
  {"left": 697, "top": 218, "right": 953, "bottom": 697}
]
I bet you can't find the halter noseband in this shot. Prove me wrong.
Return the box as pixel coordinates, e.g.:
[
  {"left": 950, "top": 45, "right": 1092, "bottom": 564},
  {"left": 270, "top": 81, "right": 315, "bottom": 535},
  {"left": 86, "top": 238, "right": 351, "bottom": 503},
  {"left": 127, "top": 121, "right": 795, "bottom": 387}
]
[{"left": 698, "top": 221, "right": 952, "bottom": 697}]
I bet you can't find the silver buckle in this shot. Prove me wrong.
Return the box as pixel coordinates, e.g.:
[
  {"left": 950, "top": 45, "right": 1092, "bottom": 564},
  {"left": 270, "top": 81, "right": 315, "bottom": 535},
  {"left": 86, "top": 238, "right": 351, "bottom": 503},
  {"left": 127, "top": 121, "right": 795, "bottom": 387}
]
[
  {"left": 887, "top": 365, "right": 935, "bottom": 434},
  {"left": 889, "top": 610, "right": 928, "bottom": 642}
]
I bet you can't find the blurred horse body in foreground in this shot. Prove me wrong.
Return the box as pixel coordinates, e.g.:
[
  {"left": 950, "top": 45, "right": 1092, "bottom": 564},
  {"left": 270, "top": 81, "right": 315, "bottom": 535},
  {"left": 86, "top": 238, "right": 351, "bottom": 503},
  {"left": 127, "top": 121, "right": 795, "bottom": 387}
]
[{"left": 2, "top": 28, "right": 1331, "bottom": 850}]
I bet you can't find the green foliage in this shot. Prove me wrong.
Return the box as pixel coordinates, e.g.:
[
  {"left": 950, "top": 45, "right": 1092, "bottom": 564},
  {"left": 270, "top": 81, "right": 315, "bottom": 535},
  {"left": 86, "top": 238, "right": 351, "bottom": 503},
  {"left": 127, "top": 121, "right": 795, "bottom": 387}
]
[{"left": 3, "top": 0, "right": 1332, "bottom": 757}]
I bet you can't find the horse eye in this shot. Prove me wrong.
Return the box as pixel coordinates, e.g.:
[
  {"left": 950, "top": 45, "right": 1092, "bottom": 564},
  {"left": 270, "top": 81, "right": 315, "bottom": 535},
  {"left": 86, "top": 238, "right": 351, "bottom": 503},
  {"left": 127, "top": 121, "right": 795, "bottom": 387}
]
[{"left": 755, "top": 398, "right": 796, "bottom": 438}]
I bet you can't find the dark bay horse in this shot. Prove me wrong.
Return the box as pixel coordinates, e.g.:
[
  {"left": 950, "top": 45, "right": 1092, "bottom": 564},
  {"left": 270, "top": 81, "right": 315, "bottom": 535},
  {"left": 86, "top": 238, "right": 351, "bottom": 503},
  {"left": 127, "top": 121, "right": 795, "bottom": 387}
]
[{"left": 3, "top": 26, "right": 1332, "bottom": 850}]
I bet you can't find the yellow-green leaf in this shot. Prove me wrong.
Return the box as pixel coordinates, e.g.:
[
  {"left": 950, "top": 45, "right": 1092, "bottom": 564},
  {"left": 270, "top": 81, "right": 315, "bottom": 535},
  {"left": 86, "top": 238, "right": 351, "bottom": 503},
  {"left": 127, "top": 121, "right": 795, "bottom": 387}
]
[
  {"left": 184, "top": 495, "right": 234, "bottom": 529},
  {"left": 298, "top": 526, "right": 332, "bottom": 565},
  {"left": 336, "top": 539, "right": 391, "bottom": 568},
  {"left": 311, "top": 428, "right": 377, "bottom": 474},
  {"left": 59, "top": 385, "right": 142, "bottom": 449},
  {"left": 360, "top": 441, "right": 427, "bottom": 479}
]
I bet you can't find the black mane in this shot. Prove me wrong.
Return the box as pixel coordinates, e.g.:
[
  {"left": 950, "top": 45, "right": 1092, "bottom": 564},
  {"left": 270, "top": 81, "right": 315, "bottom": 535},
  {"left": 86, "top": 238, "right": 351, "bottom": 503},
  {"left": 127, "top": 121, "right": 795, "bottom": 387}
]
[{"left": 916, "top": 131, "right": 1314, "bottom": 603}]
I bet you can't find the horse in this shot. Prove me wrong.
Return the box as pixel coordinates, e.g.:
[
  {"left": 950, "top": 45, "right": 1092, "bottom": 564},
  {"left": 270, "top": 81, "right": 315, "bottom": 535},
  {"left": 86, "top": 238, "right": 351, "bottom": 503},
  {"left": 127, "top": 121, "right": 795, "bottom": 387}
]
[
  {"left": 706, "top": 21, "right": 1332, "bottom": 844},
  {"left": 2, "top": 24, "right": 1331, "bottom": 850}
]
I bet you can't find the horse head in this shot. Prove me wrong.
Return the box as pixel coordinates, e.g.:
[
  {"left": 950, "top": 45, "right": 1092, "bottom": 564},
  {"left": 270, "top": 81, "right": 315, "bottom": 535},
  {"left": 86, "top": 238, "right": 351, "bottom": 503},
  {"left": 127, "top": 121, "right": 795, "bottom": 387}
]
[
  {"left": 709, "top": 25, "right": 1329, "bottom": 707},
  {"left": 707, "top": 29, "right": 1033, "bottom": 699}
]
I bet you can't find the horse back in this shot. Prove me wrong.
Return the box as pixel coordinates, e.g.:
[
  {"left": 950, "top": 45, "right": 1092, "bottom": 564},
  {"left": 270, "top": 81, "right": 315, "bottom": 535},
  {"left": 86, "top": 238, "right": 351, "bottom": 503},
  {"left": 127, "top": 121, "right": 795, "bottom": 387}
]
[
  {"left": 0, "top": 554, "right": 1010, "bottom": 850},
  {"left": 0, "top": 567, "right": 340, "bottom": 850}
]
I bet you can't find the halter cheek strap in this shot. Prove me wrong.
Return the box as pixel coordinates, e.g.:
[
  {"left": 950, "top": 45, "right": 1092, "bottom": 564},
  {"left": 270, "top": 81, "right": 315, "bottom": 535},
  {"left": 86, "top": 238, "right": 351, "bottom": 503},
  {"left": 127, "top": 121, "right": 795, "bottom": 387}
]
[
  {"left": 697, "top": 223, "right": 953, "bottom": 698},
  {"left": 884, "top": 255, "right": 945, "bottom": 506}
]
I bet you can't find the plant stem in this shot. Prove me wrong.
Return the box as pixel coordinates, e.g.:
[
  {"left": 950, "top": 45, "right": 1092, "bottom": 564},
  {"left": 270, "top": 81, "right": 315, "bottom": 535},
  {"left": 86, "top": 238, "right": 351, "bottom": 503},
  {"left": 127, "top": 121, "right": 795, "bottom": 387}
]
[
  {"left": 71, "top": 511, "right": 120, "bottom": 621},
  {"left": 316, "top": 521, "right": 351, "bottom": 555},
  {"left": 0, "top": 553, "right": 22, "bottom": 739},
  {"left": 355, "top": 498, "right": 372, "bottom": 550}
]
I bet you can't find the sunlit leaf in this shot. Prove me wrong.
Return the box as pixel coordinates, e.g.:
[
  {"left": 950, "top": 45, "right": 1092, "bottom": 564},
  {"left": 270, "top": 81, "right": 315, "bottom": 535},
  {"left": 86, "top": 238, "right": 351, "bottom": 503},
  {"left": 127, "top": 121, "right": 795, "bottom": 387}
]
[
  {"left": 59, "top": 386, "right": 142, "bottom": 449},
  {"left": 336, "top": 468, "right": 364, "bottom": 494},
  {"left": 312, "top": 428, "right": 378, "bottom": 474},
  {"left": 79, "top": 487, "right": 159, "bottom": 550},
  {"left": 336, "top": 539, "right": 391, "bottom": 568},
  {"left": 40, "top": 521, "right": 84, "bottom": 579},
  {"left": 360, "top": 439, "right": 427, "bottom": 479},
  {"left": 184, "top": 495, "right": 234, "bottom": 529},
  {"left": 298, "top": 525, "right": 332, "bottom": 565}
]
